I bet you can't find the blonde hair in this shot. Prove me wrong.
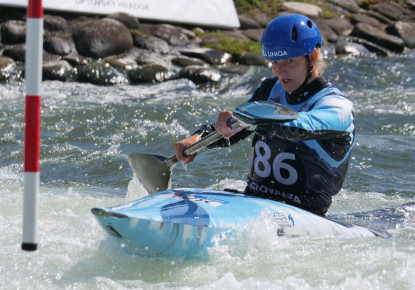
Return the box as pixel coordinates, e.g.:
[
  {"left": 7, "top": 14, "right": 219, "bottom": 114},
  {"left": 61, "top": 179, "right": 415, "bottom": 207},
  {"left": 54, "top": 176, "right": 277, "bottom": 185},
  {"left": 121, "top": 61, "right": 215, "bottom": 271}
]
[{"left": 312, "top": 48, "right": 326, "bottom": 77}]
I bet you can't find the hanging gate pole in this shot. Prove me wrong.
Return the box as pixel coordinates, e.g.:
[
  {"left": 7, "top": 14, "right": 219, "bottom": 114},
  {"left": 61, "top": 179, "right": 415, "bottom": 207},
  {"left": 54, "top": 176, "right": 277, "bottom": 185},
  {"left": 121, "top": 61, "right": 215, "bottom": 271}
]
[{"left": 22, "top": 0, "right": 43, "bottom": 251}]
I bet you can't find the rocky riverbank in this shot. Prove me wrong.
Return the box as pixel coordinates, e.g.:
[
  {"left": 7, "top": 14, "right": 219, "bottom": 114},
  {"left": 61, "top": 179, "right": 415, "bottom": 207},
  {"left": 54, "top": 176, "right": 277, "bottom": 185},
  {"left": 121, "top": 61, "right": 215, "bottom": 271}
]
[{"left": 0, "top": 1, "right": 414, "bottom": 86}]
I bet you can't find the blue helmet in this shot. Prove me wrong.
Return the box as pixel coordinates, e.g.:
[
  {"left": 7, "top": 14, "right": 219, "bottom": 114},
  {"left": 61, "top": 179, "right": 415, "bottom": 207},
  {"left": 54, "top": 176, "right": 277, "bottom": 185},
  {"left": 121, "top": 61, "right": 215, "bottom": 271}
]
[{"left": 261, "top": 14, "right": 322, "bottom": 61}]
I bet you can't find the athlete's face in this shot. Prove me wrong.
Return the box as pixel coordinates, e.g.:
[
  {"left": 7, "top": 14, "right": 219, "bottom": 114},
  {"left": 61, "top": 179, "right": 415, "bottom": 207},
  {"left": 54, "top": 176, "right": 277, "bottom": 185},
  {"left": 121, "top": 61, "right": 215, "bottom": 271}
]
[{"left": 271, "top": 56, "right": 309, "bottom": 92}]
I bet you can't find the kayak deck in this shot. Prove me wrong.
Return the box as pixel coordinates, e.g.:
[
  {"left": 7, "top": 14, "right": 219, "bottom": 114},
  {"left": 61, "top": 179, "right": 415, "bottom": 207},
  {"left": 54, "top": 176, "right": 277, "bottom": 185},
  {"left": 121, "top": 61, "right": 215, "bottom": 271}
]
[{"left": 92, "top": 188, "right": 379, "bottom": 258}]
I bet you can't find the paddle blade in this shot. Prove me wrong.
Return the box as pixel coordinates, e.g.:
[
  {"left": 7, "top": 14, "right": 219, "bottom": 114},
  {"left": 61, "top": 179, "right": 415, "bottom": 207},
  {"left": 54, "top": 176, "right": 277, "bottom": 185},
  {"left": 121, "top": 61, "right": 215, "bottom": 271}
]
[
  {"left": 127, "top": 153, "right": 172, "bottom": 194},
  {"left": 233, "top": 101, "right": 298, "bottom": 126}
]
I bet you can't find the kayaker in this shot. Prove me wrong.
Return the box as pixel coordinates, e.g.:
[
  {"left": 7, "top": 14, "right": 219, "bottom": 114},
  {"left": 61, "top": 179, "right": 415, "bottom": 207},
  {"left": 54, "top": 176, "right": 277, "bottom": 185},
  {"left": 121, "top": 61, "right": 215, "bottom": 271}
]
[{"left": 174, "top": 14, "right": 354, "bottom": 216}]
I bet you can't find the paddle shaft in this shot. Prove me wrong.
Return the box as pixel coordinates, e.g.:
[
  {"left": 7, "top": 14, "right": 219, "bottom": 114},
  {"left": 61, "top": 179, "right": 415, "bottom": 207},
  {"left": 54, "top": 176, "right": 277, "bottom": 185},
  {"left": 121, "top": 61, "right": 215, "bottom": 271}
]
[{"left": 165, "top": 120, "right": 240, "bottom": 167}]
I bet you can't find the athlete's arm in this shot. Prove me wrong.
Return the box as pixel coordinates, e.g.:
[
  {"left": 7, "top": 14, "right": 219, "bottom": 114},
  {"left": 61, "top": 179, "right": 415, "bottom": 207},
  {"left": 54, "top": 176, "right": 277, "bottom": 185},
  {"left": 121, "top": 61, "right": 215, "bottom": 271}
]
[{"left": 258, "top": 96, "right": 354, "bottom": 156}]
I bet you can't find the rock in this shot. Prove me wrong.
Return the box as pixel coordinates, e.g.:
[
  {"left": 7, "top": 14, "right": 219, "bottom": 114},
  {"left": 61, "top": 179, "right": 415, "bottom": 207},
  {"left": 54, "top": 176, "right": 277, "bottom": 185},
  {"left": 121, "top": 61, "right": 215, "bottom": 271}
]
[
  {"left": 0, "top": 2, "right": 414, "bottom": 86},
  {"left": 238, "top": 14, "right": 261, "bottom": 29},
  {"left": 128, "top": 64, "right": 174, "bottom": 83},
  {"left": 1, "top": 20, "right": 26, "bottom": 44},
  {"left": 374, "top": 1, "right": 413, "bottom": 21},
  {"left": 44, "top": 15, "right": 68, "bottom": 32},
  {"left": 241, "top": 28, "right": 264, "bottom": 42},
  {"left": 63, "top": 55, "right": 89, "bottom": 66},
  {"left": 0, "top": 55, "right": 16, "bottom": 81},
  {"left": 253, "top": 13, "right": 275, "bottom": 28},
  {"left": 77, "top": 62, "right": 128, "bottom": 85},
  {"left": 404, "top": 0, "right": 415, "bottom": 10},
  {"left": 73, "top": 18, "right": 133, "bottom": 59},
  {"left": 327, "top": 0, "right": 360, "bottom": 13},
  {"left": 386, "top": 21, "right": 415, "bottom": 49},
  {"left": 139, "top": 23, "right": 192, "bottom": 47},
  {"left": 281, "top": 2, "right": 323, "bottom": 18},
  {"left": 133, "top": 35, "right": 170, "bottom": 55},
  {"left": 172, "top": 57, "right": 207, "bottom": 67},
  {"left": 345, "top": 36, "right": 391, "bottom": 57},
  {"left": 320, "top": 3, "right": 351, "bottom": 16},
  {"left": 106, "top": 12, "right": 140, "bottom": 29},
  {"left": 2, "top": 44, "right": 26, "bottom": 61},
  {"left": 42, "top": 59, "right": 75, "bottom": 81},
  {"left": 314, "top": 20, "right": 338, "bottom": 43},
  {"left": 180, "top": 48, "right": 231, "bottom": 65},
  {"left": 0, "top": 55, "right": 15, "bottom": 68},
  {"left": 106, "top": 55, "right": 138, "bottom": 70},
  {"left": 133, "top": 49, "right": 171, "bottom": 67},
  {"left": 44, "top": 37, "right": 72, "bottom": 56},
  {"left": 351, "top": 22, "right": 405, "bottom": 53},
  {"left": 351, "top": 14, "right": 383, "bottom": 28},
  {"left": 233, "top": 53, "right": 268, "bottom": 66},
  {"left": 365, "top": 11, "right": 393, "bottom": 25},
  {"left": 322, "top": 17, "right": 353, "bottom": 36},
  {"left": 179, "top": 65, "right": 221, "bottom": 84}
]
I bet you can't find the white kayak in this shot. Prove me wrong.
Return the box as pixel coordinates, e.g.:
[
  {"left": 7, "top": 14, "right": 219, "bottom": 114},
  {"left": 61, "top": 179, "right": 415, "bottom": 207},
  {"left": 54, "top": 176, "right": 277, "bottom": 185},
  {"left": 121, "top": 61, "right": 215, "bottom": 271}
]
[{"left": 91, "top": 188, "right": 383, "bottom": 259}]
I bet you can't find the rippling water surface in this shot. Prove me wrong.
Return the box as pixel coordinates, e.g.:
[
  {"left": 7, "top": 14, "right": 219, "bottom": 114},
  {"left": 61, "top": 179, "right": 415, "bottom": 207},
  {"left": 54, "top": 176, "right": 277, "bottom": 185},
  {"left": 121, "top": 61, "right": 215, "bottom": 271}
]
[{"left": 1, "top": 53, "right": 415, "bottom": 289}]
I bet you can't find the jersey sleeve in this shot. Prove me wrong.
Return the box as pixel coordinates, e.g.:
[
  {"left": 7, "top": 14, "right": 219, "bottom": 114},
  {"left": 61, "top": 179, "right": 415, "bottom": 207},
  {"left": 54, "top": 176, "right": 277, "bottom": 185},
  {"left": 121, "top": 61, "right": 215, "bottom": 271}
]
[{"left": 267, "top": 95, "right": 354, "bottom": 142}]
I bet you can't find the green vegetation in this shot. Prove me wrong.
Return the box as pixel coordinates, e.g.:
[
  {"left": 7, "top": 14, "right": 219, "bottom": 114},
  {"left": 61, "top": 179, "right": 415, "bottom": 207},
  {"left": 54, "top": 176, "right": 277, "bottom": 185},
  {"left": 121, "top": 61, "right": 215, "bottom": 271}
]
[
  {"left": 130, "top": 29, "right": 142, "bottom": 36},
  {"left": 203, "top": 38, "right": 262, "bottom": 55},
  {"left": 319, "top": 6, "right": 339, "bottom": 19},
  {"left": 202, "top": 0, "right": 344, "bottom": 55},
  {"left": 193, "top": 30, "right": 225, "bottom": 38},
  {"left": 358, "top": 0, "right": 388, "bottom": 10},
  {"left": 233, "top": 0, "right": 284, "bottom": 15},
  {"left": 234, "top": 0, "right": 339, "bottom": 19}
]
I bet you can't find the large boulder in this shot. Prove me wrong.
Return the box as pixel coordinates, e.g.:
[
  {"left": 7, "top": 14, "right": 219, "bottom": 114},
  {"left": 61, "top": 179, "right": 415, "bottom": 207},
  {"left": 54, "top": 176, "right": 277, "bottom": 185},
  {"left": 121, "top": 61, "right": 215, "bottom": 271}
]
[
  {"left": 1, "top": 20, "right": 26, "bottom": 44},
  {"left": 44, "top": 37, "right": 73, "bottom": 56},
  {"left": 2, "top": 44, "right": 26, "bottom": 61},
  {"left": 180, "top": 48, "right": 232, "bottom": 65},
  {"left": 106, "top": 12, "right": 139, "bottom": 30},
  {"left": 386, "top": 21, "right": 415, "bottom": 49},
  {"left": 128, "top": 64, "right": 173, "bottom": 84},
  {"left": 77, "top": 62, "right": 128, "bottom": 85},
  {"left": 42, "top": 60, "right": 75, "bottom": 81},
  {"left": 73, "top": 18, "right": 133, "bottom": 58},
  {"left": 233, "top": 53, "right": 268, "bottom": 66},
  {"left": 314, "top": 20, "right": 338, "bottom": 43},
  {"left": 238, "top": 14, "right": 261, "bottom": 29},
  {"left": 179, "top": 65, "right": 221, "bottom": 84},
  {"left": 138, "top": 23, "right": 195, "bottom": 47},
  {"left": 0, "top": 55, "right": 16, "bottom": 81},
  {"left": 44, "top": 15, "right": 68, "bottom": 32},
  {"left": 351, "top": 14, "right": 383, "bottom": 29},
  {"left": 327, "top": 0, "right": 360, "bottom": 13},
  {"left": 322, "top": 17, "right": 353, "bottom": 36},
  {"left": 351, "top": 22, "right": 405, "bottom": 53},
  {"left": 281, "top": 2, "right": 323, "bottom": 18},
  {"left": 133, "top": 35, "right": 170, "bottom": 55},
  {"left": 374, "top": 1, "right": 413, "bottom": 21},
  {"left": 242, "top": 28, "right": 264, "bottom": 42}
]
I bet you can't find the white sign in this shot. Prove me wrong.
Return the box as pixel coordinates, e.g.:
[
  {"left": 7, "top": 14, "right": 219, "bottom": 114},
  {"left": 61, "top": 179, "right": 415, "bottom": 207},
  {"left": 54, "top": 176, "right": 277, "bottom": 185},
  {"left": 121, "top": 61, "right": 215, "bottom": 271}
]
[{"left": 0, "top": 0, "right": 240, "bottom": 28}]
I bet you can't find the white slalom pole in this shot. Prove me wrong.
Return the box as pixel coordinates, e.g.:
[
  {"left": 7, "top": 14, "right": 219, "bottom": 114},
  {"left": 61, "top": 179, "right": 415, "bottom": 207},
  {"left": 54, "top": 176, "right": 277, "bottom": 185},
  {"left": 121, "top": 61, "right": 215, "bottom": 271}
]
[{"left": 22, "top": 0, "right": 43, "bottom": 251}]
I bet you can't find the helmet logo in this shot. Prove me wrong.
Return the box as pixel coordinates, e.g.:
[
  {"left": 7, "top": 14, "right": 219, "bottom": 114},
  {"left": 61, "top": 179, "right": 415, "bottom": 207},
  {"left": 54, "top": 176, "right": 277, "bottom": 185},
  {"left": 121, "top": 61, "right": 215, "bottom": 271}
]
[{"left": 263, "top": 50, "right": 288, "bottom": 58}]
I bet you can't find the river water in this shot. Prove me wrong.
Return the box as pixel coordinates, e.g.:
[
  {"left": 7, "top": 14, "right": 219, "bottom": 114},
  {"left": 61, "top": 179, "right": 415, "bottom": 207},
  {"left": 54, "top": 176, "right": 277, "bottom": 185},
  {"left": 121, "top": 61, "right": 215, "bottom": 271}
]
[{"left": 1, "top": 53, "right": 415, "bottom": 289}]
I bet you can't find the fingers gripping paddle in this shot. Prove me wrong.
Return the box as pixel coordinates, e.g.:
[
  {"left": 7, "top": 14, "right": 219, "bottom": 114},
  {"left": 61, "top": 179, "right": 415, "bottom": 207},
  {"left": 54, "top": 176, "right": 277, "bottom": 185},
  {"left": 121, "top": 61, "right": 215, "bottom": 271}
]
[{"left": 128, "top": 101, "right": 298, "bottom": 194}]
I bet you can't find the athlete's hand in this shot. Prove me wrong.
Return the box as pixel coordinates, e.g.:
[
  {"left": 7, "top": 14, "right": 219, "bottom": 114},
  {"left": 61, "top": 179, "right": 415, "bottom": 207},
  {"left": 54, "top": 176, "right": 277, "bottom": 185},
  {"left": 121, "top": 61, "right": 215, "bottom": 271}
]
[
  {"left": 216, "top": 110, "right": 243, "bottom": 139},
  {"left": 174, "top": 134, "right": 201, "bottom": 165}
]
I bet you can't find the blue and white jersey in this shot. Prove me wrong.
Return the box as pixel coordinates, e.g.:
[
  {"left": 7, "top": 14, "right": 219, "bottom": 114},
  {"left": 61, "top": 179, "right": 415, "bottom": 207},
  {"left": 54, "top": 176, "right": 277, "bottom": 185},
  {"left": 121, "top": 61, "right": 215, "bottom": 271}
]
[
  {"left": 193, "top": 77, "right": 354, "bottom": 214},
  {"left": 245, "top": 77, "right": 354, "bottom": 214}
]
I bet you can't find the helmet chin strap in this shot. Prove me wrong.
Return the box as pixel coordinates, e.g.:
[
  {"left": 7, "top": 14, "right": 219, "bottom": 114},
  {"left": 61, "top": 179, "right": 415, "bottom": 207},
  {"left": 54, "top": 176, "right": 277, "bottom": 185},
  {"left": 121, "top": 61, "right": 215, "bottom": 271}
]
[{"left": 287, "top": 56, "right": 314, "bottom": 100}]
